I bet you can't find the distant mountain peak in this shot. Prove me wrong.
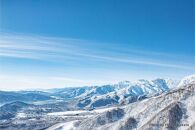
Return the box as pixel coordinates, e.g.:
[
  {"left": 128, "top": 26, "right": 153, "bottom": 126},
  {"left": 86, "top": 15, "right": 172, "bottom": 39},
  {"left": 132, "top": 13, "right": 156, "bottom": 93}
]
[{"left": 118, "top": 80, "right": 131, "bottom": 85}]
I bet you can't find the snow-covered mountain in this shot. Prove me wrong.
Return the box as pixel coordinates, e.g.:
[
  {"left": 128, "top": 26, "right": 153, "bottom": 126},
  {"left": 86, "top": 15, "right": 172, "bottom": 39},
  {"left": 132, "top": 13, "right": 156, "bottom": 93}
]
[
  {"left": 74, "top": 82, "right": 195, "bottom": 130},
  {"left": 74, "top": 78, "right": 176, "bottom": 109},
  {"left": 0, "top": 91, "right": 53, "bottom": 104},
  {"left": 47, "top": 75, "right": 195, "bottom": 130},
  {"left": 0, "top": 75, "right": 194, "bottom": 130},
  {"left": 178, "top": 74, "right": 195, "bottom": 87},
  {"left": 0, "top": 78, "right": 179, "bottom": 108}
]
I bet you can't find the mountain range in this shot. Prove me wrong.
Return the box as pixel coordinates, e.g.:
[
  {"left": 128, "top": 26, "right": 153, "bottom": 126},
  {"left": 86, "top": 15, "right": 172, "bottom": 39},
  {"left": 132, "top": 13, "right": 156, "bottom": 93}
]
[{"left": 0, "top": 75, "right": 194, "bottom": 130}]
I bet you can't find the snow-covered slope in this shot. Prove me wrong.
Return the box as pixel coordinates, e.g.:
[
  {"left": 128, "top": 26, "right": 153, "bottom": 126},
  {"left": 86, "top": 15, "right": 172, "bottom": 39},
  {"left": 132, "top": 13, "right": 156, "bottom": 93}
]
[
  {"left": 76, "top": 78, "right": 173, "bottom": 109},
  {"left": 1, "top": 75, "right": 194, "bottom": 130},
  {"left": 178, "top": 74, "right": 195, "bottom": 87},
  {"left": 60, "top": 75, "right": 195, "bottom": 130}
]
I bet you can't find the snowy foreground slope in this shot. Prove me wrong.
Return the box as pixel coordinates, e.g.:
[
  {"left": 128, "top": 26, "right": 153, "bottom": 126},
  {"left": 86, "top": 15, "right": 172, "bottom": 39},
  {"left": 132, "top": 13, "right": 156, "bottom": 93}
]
[
  {"left": 0, "top": 75, "right": 195, "bottom": 130},
  {"left": 47, "top": 75, "right": 195, "bottom": 130}
]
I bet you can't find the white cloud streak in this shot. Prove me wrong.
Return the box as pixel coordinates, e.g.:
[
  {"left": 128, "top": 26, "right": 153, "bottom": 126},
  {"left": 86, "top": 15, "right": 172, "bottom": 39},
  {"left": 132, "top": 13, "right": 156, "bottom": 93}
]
[{"left": 0, "top": 34, "right": 194, "bottom": 70}]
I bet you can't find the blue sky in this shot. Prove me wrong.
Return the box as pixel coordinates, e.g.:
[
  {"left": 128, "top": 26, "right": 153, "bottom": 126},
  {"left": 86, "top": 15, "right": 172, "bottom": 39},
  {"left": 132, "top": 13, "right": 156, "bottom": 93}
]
[{"left": 0, "top": 0, "right": 194, "bottom": 90}]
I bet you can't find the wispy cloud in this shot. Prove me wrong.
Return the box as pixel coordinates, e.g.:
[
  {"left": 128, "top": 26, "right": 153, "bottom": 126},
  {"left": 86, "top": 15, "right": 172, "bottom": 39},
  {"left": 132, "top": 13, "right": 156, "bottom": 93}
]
[{"left": 0, "top": 33, "right": 194, "bottom": 70}]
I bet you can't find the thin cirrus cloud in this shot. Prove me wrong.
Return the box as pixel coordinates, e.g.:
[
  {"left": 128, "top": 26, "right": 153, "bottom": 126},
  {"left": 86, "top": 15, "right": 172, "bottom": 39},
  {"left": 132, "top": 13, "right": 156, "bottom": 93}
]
[{"left": 0, "top": 33, "right": 194, "bottom": 70}]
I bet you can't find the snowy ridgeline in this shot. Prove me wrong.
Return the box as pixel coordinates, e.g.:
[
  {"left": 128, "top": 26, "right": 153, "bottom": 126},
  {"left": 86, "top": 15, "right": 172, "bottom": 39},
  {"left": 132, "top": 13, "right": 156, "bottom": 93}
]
[
  {"left": 0, "top": 75, "right": 195, "bottom": 130},
  {"left": 0, "top": 76, "right": 181, "bottom": 109},
  {"left": 46, "top": 75, "right": 195, "bottom": 130}
]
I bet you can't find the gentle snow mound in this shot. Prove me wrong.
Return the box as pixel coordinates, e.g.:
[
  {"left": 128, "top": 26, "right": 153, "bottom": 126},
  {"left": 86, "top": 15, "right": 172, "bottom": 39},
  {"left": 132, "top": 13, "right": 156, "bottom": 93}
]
[{"left": 178, "top": 74, "right": 195, "bottom": 87}]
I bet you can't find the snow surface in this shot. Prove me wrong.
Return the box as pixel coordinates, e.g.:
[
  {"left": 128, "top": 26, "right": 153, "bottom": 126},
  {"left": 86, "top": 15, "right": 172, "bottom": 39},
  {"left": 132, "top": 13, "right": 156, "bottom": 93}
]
[
  {"left": 46, "top": 121, "right": 77, "bottom": 130},
  {"left": 47, "top": 110, "right": 92, "bottom": 116},
  {"left": 178, "top": 74, "right": 195, "bottom": 87},
  {"left": 16, "top": 113, "right": 26, "bottom": 118},
  {"left": 47, "top": 107, "right": 116, "bottom": 116}
]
